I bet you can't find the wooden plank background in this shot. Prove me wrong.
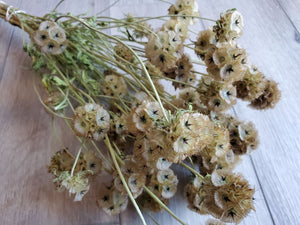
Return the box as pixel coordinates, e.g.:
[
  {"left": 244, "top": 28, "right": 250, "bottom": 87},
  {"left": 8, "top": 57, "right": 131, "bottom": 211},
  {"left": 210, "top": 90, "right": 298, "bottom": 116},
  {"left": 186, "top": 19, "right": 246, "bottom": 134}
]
[{"left": 0, "top": 0, "right": 299, "bottom": 224}]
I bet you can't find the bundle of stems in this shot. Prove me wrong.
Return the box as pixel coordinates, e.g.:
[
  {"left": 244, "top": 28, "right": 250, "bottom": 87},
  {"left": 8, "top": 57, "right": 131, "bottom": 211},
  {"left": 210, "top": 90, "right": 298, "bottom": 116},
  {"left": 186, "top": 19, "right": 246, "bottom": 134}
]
[{"left": 0, "top": 0, "right": 281, "bottom": 224}]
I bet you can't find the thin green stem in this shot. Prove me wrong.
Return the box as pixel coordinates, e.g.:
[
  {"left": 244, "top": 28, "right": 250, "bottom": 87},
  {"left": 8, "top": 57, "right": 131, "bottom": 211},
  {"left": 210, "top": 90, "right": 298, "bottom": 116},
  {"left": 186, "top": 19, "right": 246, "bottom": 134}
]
[
  {"left": 64, "top": 119, "right": 113, "bottom": 170},
  {"left": 55, "top": 88, "right": 69, "bottom": 111},
  {"left": 188, "top": 157, "right": 196, "bottom": 170},
  {"left": 144, "top": 211, "right": 160, "bottom": 225},
  {"left": 104, "top": 135, "right": 146, "bottom": 225},
  {"left": 52, "top": 0, "right": 65, "bottom": 11},
  {"left": 191, "top": 70, "right": 210, "bottom": 76},
  {"left": 180, "top": 162, "right": 203, "bottom": 179},
  {"left": 190, "top": 58, "right": 206, "bottom": 66},
  {"left": 33, "top": 85, "right": 72, "bottom": 120},
  {"left": 96, "top": 0, "right": 120, "bottom": 15},
  {"left": 143, "top": 186, "right": 186, "bottom": 225},
  {"left": 134, "top": 14, "right": 217, "bottom": 23},
  {"left": 60, "top": 15, "right": 168, "bottom": 123},
  {"left": 71, "top": 146, "right": 82, "bottom": 177},
  {"left": 152, "top": 75, "right": 197, "bottom": 89},
  {"left": 84, "top": 48, "right": 157, "bottom": 103},
  {"left": 126, "top": 45, "right": 170, "bottom": 123},
  {"left": 159, "top": 0, "right": 172, "bottom": 5},
  {"left": 113, "top": 142, "right": 126, "bottom": 163}
]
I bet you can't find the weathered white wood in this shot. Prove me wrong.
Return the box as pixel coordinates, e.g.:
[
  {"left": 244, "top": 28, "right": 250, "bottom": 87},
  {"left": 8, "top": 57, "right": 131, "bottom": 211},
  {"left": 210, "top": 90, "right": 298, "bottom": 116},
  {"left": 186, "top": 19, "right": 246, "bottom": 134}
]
[
  {"left": 277, "top": 0, "right": 300, "bottom": 32},
  {"left": 198, "top": 0, "right": 300, "bottom": 225},
  {"left": 0, "top": 0, "right": 19, "bottom": 81},
  {"left": 0, "top": 1, "right": 119, "bottom": 225}
]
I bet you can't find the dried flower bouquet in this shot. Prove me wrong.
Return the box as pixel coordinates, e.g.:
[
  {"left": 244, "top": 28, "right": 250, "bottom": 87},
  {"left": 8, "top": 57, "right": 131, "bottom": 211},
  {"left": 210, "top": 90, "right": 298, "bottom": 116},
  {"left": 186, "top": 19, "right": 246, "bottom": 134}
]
[{"left": 0, "top": 0, "right": 281, "bottom": 224}]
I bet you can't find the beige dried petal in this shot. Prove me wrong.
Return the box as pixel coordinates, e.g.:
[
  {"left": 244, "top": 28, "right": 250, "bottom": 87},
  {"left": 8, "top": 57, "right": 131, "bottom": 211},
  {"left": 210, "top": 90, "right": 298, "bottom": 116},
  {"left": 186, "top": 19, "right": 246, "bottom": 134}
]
[
  {"left": 156, "top": 157, "right": 172, "bottom": 170},
  {"left": 219, "top": 62, "right": 246, "bottom": 82},
  {"left": 99, "top": 190, "right": 128, "bottom": 216},
  {"left": 48, "top": 26, "right": 66, "bottom": 43},
  {"left": 219, "top": 84, "right": 237, "bottom": 104},
  {"left": 229, "top": 11, "right": 244, "bottom": 35},
  {"left": 157, "top": 169, "right": 178, "bottom": 185},
  {"left": 39, "top": 21, "right": 57, "bottom": 31},
  {"left": 72, "top": 103, "right": 110, "bottom": 141},
  {"left": 213, "top": 47, "right": 231, "bottom": 66},
  {"left": 83, "top": 151, "right": 102, "bottom": 175},
  {"left": 132, "top": 107, "right": 152, "bottom": 132},
  {"left": 211, "top": 170, "right": 230, "bottom": 187},
  {"left": 128, "top": 173, "right": 146, "bottom": 198},
  {"left": 208, "top": 97, "right": 231, "bottom": 112},
  {"left": 73, "top": 117, "right": 88, "bottom": 136},
  {"left": 238, "top": 122, "right": 257, "bottom": 141},
  {"left": 33, "top": 30, "right": 49, "bottom": 46},
  {"left": 193, "top": 176, "right": 205, "bottom": 189},
  {"left": 41, "top": 40, "right": 60, "bottom": 54},
  {"left": 161, "top": 183, "right": 177, "bottom": 198},
  {"left": 102, "top": 74, "right": 128, "bottom": 97}
]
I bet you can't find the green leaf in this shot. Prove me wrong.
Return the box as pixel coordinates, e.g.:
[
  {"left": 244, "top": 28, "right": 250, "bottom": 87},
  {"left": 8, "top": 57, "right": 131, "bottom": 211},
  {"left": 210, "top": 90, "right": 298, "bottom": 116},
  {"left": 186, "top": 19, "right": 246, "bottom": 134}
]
[
  {"left": 226, "top": 8, "right": 237, "bottom": 12},
  {"left": 53, "top": 76, "right": 68, "bottom": 86},
  {"left": 32, "top": 56, "right": 44, "bottom": 70}
]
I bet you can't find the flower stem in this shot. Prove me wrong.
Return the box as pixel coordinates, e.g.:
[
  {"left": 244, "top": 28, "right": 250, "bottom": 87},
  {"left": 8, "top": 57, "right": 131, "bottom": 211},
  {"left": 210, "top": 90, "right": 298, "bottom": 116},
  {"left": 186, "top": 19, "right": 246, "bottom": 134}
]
[
  {"left": 143, "top": 186, "right": 187, "bottom": 225},
  {"left": 71, "top": 146, "right": 82, "bottom": 177},
  {"left": 180, "top": 162, "right": 203, "bottom": 179},
  {"left": 65, "top": 16, "right": 168, "bottom": 123},
  {"left": 104, "top": 134, "right": 147, "bottom": 225}
]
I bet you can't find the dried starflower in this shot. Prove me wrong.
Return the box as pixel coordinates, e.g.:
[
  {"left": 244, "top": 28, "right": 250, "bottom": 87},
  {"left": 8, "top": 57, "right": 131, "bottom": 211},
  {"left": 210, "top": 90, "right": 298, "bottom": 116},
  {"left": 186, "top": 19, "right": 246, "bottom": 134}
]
[
  {"left": 72, "top": 103, "right": 110, "bottom": 141},
  {"left": 0, "top": 0, "right": 281, "bottom": 224},
  {"left": 97, "top": 184, "right": 129, "bottom": 216}
]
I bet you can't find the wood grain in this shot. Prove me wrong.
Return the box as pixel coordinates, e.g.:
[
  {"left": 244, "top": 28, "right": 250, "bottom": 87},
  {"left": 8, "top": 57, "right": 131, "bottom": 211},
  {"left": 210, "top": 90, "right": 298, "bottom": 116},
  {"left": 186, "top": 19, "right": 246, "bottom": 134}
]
[
  {"left": 198, "top": 0, "right": 300, "bottom": 224},
  {"left": 0, "top": 0, "right": 19, "bottom": 81},
  {"left": 0, "top": 1, "right": 118, "bottom": 225},
  {"left": 277, "top": 0, "right": 300, "bottom": 32},
  {"left": 0, "top": 0, "right": 299, "bottom": 225}
]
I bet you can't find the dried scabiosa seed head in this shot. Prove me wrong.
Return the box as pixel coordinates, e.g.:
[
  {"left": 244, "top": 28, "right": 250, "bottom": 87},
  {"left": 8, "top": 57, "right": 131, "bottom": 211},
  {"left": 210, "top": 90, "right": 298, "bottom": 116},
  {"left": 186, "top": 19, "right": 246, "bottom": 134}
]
[
  {"left": 250, "top": 79, "right": 281, "bottom": 110},
  {"left": 138, "top": 192, "right": 169, "bottom": 212},
  {"left": 114, "top": 42, "right": 134, "bottom": 62},
  {"left": 169, "top": 0, "right": 200, "bottom": 25},
  {"left": 33, "top": 20, "right": 67, "bottom": 54},
  {"left": 214, "top": 9, "right": 244, "bottom": 42},
  {"left": 214, "top": 173, "right": 255, "bottom": 223},
  {"left": 48, "top": 148, "right": 92, "bottom": 202},
  {"left": 164, "top": 111, "right": 216, "bottom": 163},
  {"left": 102, "top": 73, "right": 128, "bottom": 98},
  {"left": 56, "top": 171, "right": 91, "bottom": 201},
  {"left": 97, "top": 184, "right": 129, "bottom": 216},
  {"left": 127, "top": 100, "right": 166, "bottom": 134},
  {"left": 173, "top": 88, "right": 208, "bottom": 114},
  {"left": 185, "top": 172, "right": 254, "bottom": 224},
  {"left": 145, "top": 30, "right": 182, "bottom": 73},
  {"left": 72, "top": 103, "right": 110, "bottom": 141},
  {"left": 147, "top": 169, "right": 178, "bottom": 199},
  {"left": 198, "top": 77, "right": 237, "bottom": 112},
  {"left": 83, "top": 150, "right": 102, "bottom": 175},
  {"left": 112, "top": 156, "right": 147, "bottom": 199},
  {"left": 48, "top": 148, "right": 75, "bottom": 176},
  {"left": 234, "top": 66, "right": 267, "bottom": 101},
  {"left": 195, "top": 29, "right": 216, "bottom": 54}
]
